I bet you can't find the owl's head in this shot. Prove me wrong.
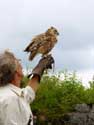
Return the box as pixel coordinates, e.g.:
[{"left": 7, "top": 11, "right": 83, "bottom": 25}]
[{"left": 46, "top": 27, "right": 59, "bottom": 36}]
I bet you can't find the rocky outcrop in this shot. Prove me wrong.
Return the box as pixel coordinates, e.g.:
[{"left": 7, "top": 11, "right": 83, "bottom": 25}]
[{"left": 63, "top": 104, "right": 94, "bottom": 125}]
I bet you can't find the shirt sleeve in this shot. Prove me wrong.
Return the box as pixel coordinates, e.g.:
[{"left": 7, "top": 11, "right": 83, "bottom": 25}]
[{"left": 21, "top": 86, "right": 35, "bottom": 104}]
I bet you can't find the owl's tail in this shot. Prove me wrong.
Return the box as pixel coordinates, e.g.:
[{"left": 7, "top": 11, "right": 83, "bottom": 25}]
[{"left": 29, "top": 51, "right": 37, "bottom": 61}]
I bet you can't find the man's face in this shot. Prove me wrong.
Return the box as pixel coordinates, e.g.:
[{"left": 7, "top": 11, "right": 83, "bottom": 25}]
[{"left": 15, "top": 60, "right": 24, "bottom": 86}]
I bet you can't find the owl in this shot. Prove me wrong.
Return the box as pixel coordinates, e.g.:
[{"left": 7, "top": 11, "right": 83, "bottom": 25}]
[{"left": 24, "top": 26, "right": 59, "bottom": 61}]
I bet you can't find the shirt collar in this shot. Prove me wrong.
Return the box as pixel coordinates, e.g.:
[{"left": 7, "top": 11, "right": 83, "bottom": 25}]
[{"left": 8, "top": 84, "right": 22, "bottom": 97}]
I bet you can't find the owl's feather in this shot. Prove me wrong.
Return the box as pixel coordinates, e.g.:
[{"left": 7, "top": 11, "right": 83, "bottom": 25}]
[{"left": 24, "top": 27, "right": 59, "bottom": 61}]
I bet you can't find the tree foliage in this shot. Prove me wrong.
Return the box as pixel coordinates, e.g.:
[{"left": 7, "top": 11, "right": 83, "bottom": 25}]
[
  {"left": 21, "top": 71, "right": 94, "bottom": 123},
  {"left": 31, "top": 72, "right": 87, "bottom": 121}
]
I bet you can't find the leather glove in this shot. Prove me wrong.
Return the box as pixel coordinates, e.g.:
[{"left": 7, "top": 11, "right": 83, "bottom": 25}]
[{"left": 28, "top": 55, "right": 54, "bottom": 81}]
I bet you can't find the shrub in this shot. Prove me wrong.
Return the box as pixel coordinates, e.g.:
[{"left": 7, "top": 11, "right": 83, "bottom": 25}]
[
  {"left": 21, "top": 71, "right": 94, "bottom": 124},
  {"left": 31, "top": 72, "right": 86, "bottom": 122}
]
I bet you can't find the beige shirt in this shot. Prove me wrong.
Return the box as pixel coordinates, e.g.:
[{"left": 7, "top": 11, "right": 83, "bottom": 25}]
[{"left": 0, "top": 84, "right": 35, "bottom": 125}]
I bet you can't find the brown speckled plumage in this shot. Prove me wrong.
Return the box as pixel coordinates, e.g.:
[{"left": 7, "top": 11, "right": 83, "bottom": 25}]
[{"left": 24, "top": 27, "right": 59, "bottom": 61}]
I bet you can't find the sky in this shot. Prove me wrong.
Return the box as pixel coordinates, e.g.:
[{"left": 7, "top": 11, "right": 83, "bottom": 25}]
[{"left": 0, "top": 0, "right": 94, "bottom": 84}]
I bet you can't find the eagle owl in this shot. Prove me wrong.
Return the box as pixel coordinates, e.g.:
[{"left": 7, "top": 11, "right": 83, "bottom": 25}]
[{"left": 24, "top": 26, "right": 59, "bottom": 61}]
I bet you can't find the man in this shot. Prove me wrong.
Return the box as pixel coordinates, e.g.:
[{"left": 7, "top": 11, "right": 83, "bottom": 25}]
[{"left": 0, "top": 50, "right": 54, "bottom": 125}]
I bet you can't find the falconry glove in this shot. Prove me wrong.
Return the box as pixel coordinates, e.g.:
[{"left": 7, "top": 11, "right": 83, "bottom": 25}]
[{"left": 28, "top": 55, "right": 54, "bottom": 82}]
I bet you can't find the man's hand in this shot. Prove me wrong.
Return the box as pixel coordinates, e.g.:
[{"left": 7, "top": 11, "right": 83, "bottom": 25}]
[
  {"left": 28, "top": 55, "right": 54, "bottom": 81},
  {"left": 37, "top": 54, "right": 54, "bottom": 69}
]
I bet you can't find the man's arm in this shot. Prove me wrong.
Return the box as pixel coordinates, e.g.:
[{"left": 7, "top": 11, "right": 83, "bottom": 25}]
[
  {"left": 22, "top": 55, "right": 54, "bottom": 104},
  {"left": 27, "top": 55, "right": 54, "bottom": 93},
  {"left": 28, "top": 75, "right": 40, "bottom": 92}
]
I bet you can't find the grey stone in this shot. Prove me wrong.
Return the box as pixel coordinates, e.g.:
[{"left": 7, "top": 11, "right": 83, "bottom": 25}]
[
  {"left": 88, "top": 113, "right": 94, "bottom": 121},
  {"left": 62, "top": 104, "right": 94, "bottom": 125},
  {"left": 75, "top": 104, "right": 90, "bottom": 113},
  {"left": 90, "top": 105, "right": 94, "bottom": 113},
  {"left": 69, "top": 112, "right": 87, "bottom": 125}
]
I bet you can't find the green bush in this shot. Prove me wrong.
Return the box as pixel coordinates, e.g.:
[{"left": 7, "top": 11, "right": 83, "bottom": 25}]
[
  {"left": 85, "top": 78, "right": 94, "bottom": 104},
  {"left": 21, "top": 71, "right": 94, "bottom": 123},
  {"left": 31, "top": 72, "right": 87, "bottom": 121}
]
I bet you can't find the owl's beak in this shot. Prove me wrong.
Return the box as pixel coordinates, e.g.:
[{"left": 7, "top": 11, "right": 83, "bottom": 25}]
[{"left": 57, "top": 32, "right": 59, "bottom": 35}]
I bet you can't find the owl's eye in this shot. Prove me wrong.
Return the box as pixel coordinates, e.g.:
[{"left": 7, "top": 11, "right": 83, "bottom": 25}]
[
  {"left": 55, "top": 30, "right": 57, "bottom": 32},
  {"left": 54, "top": 30, "right": 57, "bottom": 33},
  {"left": 54, "top": 30, "right": 59, "bottom": 35}
]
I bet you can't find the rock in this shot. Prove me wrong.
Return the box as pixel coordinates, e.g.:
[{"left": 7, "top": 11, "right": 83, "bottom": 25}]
[
  {"left": 88, "top": 113, "right": 94, "bottom": 124},
  {"left": 75, "top": 104, "right": 90, "bottom": 113},
  {"left": 69, "top": 112, "right": 88, "bottom": 125},
  {"left": 90, "top": 104, "right": 94, "bottom": 113},
  {"left": 62, "top": 104, "right": 94, "bottom": 125}
]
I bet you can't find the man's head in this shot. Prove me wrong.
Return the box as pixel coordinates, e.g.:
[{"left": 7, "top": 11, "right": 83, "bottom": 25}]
[{"left": 0, "top": 50, "right": 23, "bottom": 86}]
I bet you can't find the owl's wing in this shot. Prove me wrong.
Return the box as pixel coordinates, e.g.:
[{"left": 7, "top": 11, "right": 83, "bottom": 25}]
[{"left": 24, "top": 33, "right": 48, "bottom": 52}]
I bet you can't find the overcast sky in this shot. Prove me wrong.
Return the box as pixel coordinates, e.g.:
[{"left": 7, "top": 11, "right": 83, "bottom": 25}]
[{"left": 0, "top": 0, "right": 94, "bottom": 73}]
